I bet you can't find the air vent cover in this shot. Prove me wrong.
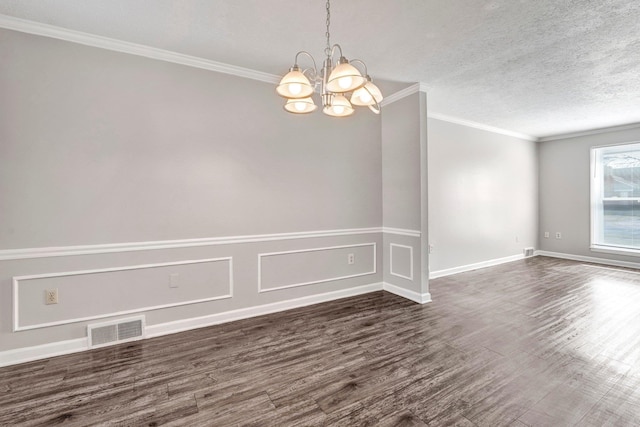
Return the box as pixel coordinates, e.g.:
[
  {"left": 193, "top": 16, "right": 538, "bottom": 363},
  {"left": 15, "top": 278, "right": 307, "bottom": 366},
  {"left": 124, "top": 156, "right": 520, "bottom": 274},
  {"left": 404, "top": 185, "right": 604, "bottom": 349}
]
[
  {"left": 523, "top": 247, "right": 535, "bottom": 257},
  {"left": 87, "top": 316, "right": 145, "bottom": 349}
]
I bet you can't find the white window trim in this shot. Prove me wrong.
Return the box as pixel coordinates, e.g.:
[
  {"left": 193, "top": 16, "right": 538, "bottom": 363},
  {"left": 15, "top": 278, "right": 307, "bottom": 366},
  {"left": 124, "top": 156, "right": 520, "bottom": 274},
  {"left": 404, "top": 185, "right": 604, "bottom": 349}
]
[{"left": 590, "top": 141, "right": 640, "bottom": 257}]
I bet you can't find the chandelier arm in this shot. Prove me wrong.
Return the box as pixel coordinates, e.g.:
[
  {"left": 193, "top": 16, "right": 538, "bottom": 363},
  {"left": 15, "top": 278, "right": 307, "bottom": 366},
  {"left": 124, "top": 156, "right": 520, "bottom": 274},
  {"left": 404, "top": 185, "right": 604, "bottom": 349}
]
[
  {"left": 349, "top": 59, "right": 369, "bottom": 77},
  {"left": 369, "top": 87, "right": 381, "bottom": 113},
  {"left": 294, "top": 50, "right": 318, "bottom": 72},
  {"left": 302, "top": 68, "right": 319, "bottom": 85},
  {"left": 327, "top": 44, "right": 344, "bottom": 60}
]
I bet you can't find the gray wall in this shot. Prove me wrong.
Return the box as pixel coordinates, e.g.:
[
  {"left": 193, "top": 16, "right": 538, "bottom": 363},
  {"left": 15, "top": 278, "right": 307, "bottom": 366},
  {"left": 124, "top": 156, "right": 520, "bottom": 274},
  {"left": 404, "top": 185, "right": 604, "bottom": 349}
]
[
  {"left": 0, "top": 30, "right": 382, "bottom": 248},
  {"left": 538, "top": 127, "right": 640, "bottom": 264},
  {"left": 427, "top": 118, "right": 538, "bottom": 273},
  {"left": 382, "top": 94, "right": 422, "bottom": 231},
  {"left": 381, "top": 92, "right": 428, "bottom": 295},
  {"left": 0, "top": 29, "right": 383, "bottom": 353}
]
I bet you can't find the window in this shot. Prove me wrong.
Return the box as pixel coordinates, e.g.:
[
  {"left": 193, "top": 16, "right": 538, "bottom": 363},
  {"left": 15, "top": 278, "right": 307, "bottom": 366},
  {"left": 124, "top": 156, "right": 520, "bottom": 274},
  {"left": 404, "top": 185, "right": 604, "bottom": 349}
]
[{"left": 591, "top": 142, "right": 640, "bottom": 254}]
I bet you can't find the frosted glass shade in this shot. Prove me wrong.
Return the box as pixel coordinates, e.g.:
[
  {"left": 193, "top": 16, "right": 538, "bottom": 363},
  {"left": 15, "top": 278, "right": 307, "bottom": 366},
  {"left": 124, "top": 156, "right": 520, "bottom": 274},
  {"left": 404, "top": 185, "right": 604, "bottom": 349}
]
[
  {"left": 276, "top": 69, "right": 314, "bottom": 99},
  {"left": 284, "top": 97, "right": 317, "bottom": 114},
  {"left": 322, "top": 94, "right": 354, "bottom": 117},
  {"left": 325, "top": 62, "right": 366, "bottom": 93},
  {"left": 351, "top": 81, "right": 383, "bottom": 107}
]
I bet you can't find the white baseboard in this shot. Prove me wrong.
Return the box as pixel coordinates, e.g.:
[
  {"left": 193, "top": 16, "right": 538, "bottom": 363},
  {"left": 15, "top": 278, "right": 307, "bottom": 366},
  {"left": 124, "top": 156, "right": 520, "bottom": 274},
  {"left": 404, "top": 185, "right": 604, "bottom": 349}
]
[
  {"left": 535, "top": 250, "right": 640, "bottom": 270},
  {"left": 383, "top": 282, "right": 432, "bottom": 304},
  {"left": 0, "top": 280, "right": 436, "bottom": 367},
  {"left": 0, "top": 283, "right": 383, "bottom": 367},
  {"left": 0, "top": 337, "right": 87, "bottom": 368},
  {"left": 429, "top": 253, "right": 525, "bottom": 279},
  {"left": 145, "top": 282, "right": 384, "bottom": 338}
]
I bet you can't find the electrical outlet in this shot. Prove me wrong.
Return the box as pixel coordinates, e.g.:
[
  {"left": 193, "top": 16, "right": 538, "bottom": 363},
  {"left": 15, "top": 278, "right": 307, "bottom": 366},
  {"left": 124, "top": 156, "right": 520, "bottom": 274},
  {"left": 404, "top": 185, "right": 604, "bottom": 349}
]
[
  {"left": 348, "top": 253, "right": 355, "bottom": 265},
  {"left": 45, "top": 289, "right": 58, "bottom": 305},
  {"left": 555, "top": 232, "right": 562, "bottom": 239},
  {"left": 544, "top": 231, "right": 549, "bottom": 238},
  {"left": 429, "top": 244, "right": 434, "bottom": 254},
  {"left": 515, "top": 236, "right": 519, "bottom": 243}
]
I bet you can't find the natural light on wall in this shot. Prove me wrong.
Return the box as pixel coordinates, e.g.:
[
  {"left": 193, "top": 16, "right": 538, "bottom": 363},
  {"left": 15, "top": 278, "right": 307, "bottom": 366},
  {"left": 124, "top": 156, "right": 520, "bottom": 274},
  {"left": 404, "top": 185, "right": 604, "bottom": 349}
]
[{"left": 591, "top": 142, "right": 640, "bottom": 254}]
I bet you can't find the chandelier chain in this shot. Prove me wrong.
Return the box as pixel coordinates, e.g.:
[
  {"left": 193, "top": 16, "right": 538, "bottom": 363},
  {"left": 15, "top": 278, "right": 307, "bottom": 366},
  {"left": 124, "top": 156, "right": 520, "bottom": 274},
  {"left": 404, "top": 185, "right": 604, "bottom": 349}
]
[{"left": 324, "top": 0, "right": 331, "bottom": 57}]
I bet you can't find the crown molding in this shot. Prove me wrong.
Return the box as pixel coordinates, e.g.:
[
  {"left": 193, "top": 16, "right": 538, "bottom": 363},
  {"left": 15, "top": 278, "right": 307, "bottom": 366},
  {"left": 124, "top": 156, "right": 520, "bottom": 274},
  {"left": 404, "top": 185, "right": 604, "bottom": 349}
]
[
  {"left": 427, "top": 112, "right": 538, "bottom": 141},
  {"left": 381, "top": 82, "right": 428, "bottom": 107},
  {"left": 0, "top": 14, "right": 280, "bottom": 84},
  {"left": 381, "top": 83, "right": 538, "bottom": 141},
  {"left": 538, "top": 122, "right": 640, "bottom": 142},
  {"left": 8, "top": 14, "right": 631, "bottom": 142}
]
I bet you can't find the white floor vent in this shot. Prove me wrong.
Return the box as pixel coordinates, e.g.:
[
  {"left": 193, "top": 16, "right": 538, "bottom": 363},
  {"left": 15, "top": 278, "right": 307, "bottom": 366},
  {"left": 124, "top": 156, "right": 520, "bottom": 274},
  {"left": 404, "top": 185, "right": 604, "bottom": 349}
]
[
  {"left": 523, "top": 247, "right": 535, "bottom": 257},
  {"left": 87, "top": 316, "right": 146, "bottom": 349}
]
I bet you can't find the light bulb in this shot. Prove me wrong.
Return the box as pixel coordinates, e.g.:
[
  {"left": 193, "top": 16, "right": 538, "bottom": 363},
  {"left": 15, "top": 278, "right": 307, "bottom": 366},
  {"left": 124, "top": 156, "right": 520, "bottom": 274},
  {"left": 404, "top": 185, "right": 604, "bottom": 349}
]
[
  {"left": 288, "top": 83, "right": 302, "bottom": 95},
  {"left": 333, "top": 105, "right": 345, "bottom": 115},
  {"left": 359, "top": 91, "right": 372, "bottom": 103},
  {"left": 294, "top": 101, "right": 307, "bottom": 112},
  {"left": 338, "top": 76, "right": 352, "bottom": 89}
]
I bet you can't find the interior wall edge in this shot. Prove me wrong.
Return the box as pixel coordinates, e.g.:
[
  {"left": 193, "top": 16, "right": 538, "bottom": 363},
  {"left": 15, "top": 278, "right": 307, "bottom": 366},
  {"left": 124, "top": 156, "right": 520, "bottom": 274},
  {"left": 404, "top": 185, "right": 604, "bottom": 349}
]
[{"left": 382, "top": 282, "right": 431, "bottom": 304}]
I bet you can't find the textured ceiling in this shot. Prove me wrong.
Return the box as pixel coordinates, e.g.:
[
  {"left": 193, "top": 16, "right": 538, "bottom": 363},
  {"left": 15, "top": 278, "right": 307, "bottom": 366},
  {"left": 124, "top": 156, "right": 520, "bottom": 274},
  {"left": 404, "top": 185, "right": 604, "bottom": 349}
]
[{"left": 1, "top": 0, "right": 639, "bottom": 138}]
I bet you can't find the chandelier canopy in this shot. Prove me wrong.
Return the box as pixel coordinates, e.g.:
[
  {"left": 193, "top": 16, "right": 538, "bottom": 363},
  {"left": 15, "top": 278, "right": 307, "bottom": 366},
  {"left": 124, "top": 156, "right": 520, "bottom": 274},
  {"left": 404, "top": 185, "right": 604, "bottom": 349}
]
[{"left": 276, "top": 0, "right": 383, "bottom": 116}]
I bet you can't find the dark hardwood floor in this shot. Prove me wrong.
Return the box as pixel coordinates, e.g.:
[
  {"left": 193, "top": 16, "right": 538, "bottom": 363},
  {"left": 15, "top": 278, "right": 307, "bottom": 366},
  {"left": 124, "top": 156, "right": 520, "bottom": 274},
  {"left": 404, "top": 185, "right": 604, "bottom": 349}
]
[{"left": 2, "top": 256, "right": 640, "bottom": 426}]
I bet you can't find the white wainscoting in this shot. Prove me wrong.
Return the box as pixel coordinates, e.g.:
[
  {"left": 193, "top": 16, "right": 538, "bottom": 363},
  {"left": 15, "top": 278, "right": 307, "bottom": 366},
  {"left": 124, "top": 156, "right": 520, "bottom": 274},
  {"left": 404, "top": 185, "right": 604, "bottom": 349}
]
[
  {"left": 0, "top": 282, "right": 383, "bottom": 368},
  {"left": 381, "top": 227, "right": 421, "bottom": 238},
  {"left": 258, "top": 243, "right": 377, "bottom": 292},
  {"left": 0, "top": 227, "right": 383, "bottom": 261},
  {"left": 13, "top": 257, "right": 233, "bottom": 331},
  {"left": 389, "top": 243, "right": 414, "bottom": 281},
  {"left": 1, "top": 227, "right": 429, "bottom": 367}
]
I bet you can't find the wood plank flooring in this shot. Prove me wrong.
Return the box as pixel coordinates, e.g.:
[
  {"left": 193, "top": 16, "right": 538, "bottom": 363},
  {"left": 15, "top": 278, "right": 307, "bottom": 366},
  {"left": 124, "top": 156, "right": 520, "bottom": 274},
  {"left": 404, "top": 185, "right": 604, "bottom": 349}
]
[{"left": 2, "top": 256, "right": 640, "bottom": 426}]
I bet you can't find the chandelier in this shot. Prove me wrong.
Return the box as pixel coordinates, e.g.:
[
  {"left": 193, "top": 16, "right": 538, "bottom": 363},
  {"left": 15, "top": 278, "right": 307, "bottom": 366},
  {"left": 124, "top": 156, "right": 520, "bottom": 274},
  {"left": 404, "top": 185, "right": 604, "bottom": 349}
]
[{"left": 276, "top": 0, "right": 383, "bottom": 117}]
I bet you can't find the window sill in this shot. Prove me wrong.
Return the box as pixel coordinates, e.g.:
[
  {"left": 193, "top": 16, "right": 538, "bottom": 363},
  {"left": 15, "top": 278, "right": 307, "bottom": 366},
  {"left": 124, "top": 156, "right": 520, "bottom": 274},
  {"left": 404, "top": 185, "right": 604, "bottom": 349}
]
[{"left": 591, "top": 246, "right": 640, "bottom": 258}]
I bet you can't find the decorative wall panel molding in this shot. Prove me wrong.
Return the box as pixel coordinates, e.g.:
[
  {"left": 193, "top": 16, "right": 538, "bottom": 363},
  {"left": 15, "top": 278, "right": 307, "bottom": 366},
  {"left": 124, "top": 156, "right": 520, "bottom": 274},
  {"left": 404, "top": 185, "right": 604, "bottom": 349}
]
[
  {"left": 13, "top": 257, "right": 233, "bottom": 331},
  {"left": 258, "top": 243, "right": 376, "bottom": 292},
  {"left": 390, "top": 243, "right": 414, "bottom": 281},
  {"left": 1, "top": 282, "right": 384, "bottom": 368}
]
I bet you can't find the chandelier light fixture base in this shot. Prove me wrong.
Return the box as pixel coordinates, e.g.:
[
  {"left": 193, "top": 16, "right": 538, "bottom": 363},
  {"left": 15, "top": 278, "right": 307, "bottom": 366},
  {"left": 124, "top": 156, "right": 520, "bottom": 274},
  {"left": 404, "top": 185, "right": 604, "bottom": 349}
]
[{"left": 276, "top": 0, "right": 383, "bottom": 117}]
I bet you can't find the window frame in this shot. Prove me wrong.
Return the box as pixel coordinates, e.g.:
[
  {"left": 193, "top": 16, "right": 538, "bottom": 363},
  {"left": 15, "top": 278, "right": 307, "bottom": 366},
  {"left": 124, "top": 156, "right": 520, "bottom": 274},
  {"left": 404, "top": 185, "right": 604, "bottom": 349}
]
[{"left": 590, "top": 141, "right": 640, "bottom": 257}]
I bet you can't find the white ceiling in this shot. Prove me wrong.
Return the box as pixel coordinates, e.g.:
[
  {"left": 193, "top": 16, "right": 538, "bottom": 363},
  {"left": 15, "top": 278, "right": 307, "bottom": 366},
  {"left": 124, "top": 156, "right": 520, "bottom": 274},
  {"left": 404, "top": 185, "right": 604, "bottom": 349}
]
[{"left": 1, "top": 0, "right": 639, "bottom": 138}]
